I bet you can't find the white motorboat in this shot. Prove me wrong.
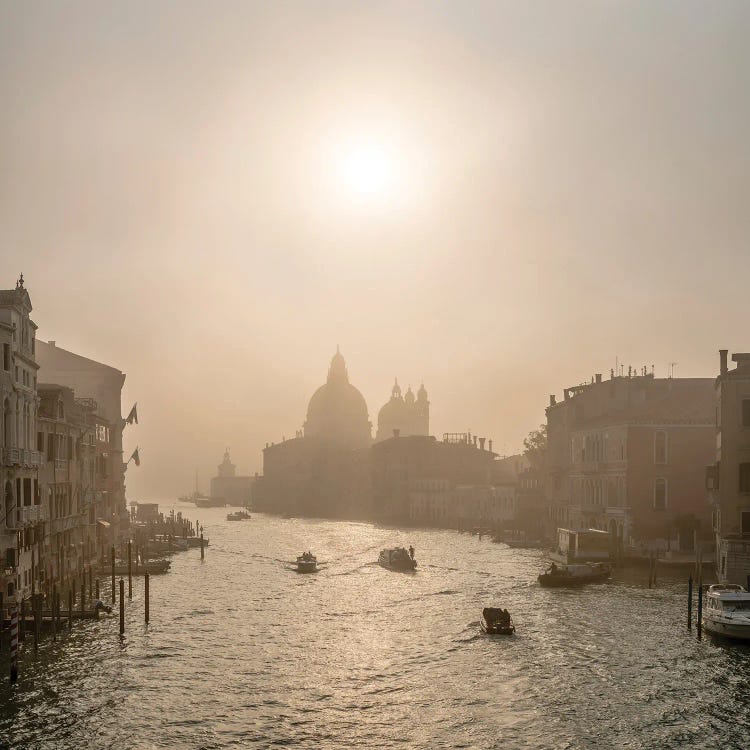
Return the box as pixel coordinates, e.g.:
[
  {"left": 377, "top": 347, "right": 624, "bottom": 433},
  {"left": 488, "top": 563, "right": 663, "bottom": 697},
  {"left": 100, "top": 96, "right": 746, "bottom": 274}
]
[{"left": 702, "top": 584, "right": 750, "bottom": 640}]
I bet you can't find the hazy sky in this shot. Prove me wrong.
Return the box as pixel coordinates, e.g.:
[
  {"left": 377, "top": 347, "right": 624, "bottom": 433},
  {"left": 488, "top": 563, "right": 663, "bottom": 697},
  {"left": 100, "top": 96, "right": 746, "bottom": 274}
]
[{"left": 1, "top": 1, "right": 749, "bottom": 498}]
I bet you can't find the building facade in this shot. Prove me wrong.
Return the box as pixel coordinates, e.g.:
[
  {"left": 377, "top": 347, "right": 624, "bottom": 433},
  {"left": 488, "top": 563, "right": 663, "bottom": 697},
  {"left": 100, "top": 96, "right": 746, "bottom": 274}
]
[
  {"left": 36, "top": 339, "right": 129, "bottom": 548},
  {"left": 710, "top": 350, "right": 750, "bottom": 584},
  {"left": 372, "top": 433, "right": 496, "bottom": 524},
  {"left": 545, "top": 371, "right": 715, "bottom": 552},
  {"left": 1, "top": 278, "right": 43, "bottom": 606}
]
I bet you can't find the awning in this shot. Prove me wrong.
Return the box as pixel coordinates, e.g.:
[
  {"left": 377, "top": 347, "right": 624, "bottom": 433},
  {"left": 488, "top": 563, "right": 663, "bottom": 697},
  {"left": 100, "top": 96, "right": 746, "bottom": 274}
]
[{"left": 97, "top": 519, "right": 111, "bottom": 528}]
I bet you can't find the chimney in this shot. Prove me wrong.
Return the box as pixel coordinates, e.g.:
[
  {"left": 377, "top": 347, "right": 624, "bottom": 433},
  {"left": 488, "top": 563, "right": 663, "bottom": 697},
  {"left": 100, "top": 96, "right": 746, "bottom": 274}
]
[
  {"left": 720, "top": 349, "right": 728, "bottom": 376},
  {"left": 595, "top": 373, "right": 602, "bottom": 384},
  {"left": 473, "top": 435, "right": 478, "bottom": 447},
  {"left": 549, "top": 395, "right": 556, "bottom": 407},
  {"left": 488, "top": 439, "right": 493, "bottom": 453},
  {"left": 393, "top": 428, "right": 400, "bottom": 438},
  {"left": 49, "top": 340, "right": 56, "bottom": 347},
  {"left": 479, "top": 437, "right": 486, "bottom": 451},
  {"left": 564, "top": 389, "right": 570, "bottom": 401}
]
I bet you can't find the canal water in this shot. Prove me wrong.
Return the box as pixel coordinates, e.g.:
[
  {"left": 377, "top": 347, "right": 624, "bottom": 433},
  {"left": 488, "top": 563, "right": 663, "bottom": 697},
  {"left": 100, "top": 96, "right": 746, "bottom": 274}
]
[{"left": 2, "top": 504, "right": 750, "bottom": 749}]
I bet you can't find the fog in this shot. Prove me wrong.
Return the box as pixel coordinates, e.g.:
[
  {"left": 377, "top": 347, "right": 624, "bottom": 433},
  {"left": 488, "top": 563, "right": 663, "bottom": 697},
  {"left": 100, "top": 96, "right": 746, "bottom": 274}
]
[{"left": 1, "top": 1, "right": 748, "bottom": 498}]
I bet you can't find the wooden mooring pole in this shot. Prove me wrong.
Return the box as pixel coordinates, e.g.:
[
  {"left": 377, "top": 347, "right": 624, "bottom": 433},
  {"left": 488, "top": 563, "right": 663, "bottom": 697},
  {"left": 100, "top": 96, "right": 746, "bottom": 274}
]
[
  {"left": 687, "top": 576, "right": 693, "bottom": 630},
  {"left": 19, "top": 598, "right": 26, "bottom": 642},
  {"left": 111, "top": 546, "right": 116, "bottom": 604},
  {"left": 119, "top": 579, "right": 125, "bottom": 636},
  {"left": 200, "top": 531, "right": 204, "bottom": 561},
  {"left": 697, "top": 581, "right": 703, "bottom": 640},
  {"left": 128, "top": 540, "right": 133, "bottom": 600},
  {"left": 144, "top": 572, "right": 150, "bottom": 625},
  {"left": 68, "top": 588, "right": 73, "bottom": 630},
  {"left": 9, "top": 604, "right": 18, "bottom": 684},
  {"left": 52, "top": 584, "right": 57, "bottom": 641}
]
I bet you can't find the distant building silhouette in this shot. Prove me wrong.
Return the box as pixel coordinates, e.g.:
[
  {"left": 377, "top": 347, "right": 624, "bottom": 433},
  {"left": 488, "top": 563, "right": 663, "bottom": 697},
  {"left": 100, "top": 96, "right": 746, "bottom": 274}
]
[
  {"left": 209, "top": 449, "right": 255, "bottom": 507},
  {"left": 303, "top": 348, "right": 371, "bottom": 449},
  {"left": 375, "top": 380, "right": 429, "bottom": 441}
]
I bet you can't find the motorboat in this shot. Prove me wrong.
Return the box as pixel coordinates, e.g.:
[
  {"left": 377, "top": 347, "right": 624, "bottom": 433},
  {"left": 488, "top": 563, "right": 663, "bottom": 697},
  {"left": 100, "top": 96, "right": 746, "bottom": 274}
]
[
  {"left": 296, "top": 552, "right": 317, "bottom": 573},
  {"left": 538, "top": 562, "right": 611, "bottom": 587},
  {"left": 226, "top": 510, "right": 251, "bottom": 521},
  {"left": 702, "top": 584, "right": 750, "bottom": 640},
  {"left": 378, "top": 547, "right": 417, "bottom": 572},
  {"left": 481, "top": 607, "right": 515, "bottom": 635}
]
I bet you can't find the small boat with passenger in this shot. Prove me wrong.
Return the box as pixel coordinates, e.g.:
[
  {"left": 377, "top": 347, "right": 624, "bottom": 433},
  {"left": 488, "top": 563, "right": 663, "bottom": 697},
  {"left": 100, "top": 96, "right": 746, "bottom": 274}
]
[
  {"left": 702, "top": 584, "right": 750, "bottom": 640},
  {"left": 378, "top": 547, "right": 417, "bottom": 572},
  {"left": 538, "top": 562, "right": 611, "bottom": 587},
  {"left": 226, "top": 510, "right": 251, "bottom": 521},
  {"left": 481, "top": 607, "right": 515, "bottom": 635},
  {"left": 296, "top": 552, "right": 317, "bottom": 573}
]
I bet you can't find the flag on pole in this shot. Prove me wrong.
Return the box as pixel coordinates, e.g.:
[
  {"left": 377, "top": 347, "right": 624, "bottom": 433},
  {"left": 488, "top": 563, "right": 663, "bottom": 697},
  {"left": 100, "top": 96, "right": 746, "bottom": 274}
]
[
  {"left": 125, "top": 403, "right": 138, "bottom": 425},
  {"left": 129, "top": 447, "right": 140, "bottom": 467}
]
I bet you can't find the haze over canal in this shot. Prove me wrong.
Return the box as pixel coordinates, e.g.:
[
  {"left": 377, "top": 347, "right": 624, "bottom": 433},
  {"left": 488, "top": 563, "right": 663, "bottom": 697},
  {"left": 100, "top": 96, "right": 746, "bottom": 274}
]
[{"left": 2, "top": 505, "right": 750, "bottom": 750}]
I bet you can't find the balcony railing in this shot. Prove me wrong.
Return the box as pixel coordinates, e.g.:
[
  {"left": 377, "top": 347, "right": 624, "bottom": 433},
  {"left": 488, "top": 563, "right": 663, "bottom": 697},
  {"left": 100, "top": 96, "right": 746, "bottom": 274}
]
[
  {"left": 2, "top": 446, "right": 19, "bottom": 465},
  {"left": 18, "top": 505, "right": 44, "bottom": 526},
  {"left": 2, "top": 447, "right": 43, "bottom": 468}
]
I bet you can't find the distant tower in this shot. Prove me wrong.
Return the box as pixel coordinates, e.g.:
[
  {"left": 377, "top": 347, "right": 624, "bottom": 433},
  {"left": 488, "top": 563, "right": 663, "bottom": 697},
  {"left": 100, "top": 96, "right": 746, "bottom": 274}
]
[{"left": 217, "top": 448, "right": 236, "bottom": 478}]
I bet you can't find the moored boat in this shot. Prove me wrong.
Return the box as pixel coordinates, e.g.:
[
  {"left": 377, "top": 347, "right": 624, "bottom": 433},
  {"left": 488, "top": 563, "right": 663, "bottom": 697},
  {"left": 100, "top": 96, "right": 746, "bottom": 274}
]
[
  {"left": 378, "top": 547, "right": 417, "bottom": 572},
  {"left": 227, "top": 510, "right": 251, "bottom": 521},
  {"left": 481, "top": 607, "right": 515, "bottom": 635},
  {"left": 296, "top": 552, "right": 317, "bottom": 573},
  {"left": 538, "top": 562, "right": 611, "bottom": 587},
  {"left": 702, "top": 584, "right": 750, "bottom": 640},
  {"left": 97, "top": 558, "right": 171, "bottom": 576}
]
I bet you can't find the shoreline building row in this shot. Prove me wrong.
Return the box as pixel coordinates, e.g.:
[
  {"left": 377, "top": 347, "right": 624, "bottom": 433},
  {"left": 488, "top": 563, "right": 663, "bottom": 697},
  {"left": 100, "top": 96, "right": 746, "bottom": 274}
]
[
  {"left": 255, "top": 349, "right": 521, "bottom": 528},
  {"left": 1, "top": 277, "right": 134, "bottom": 615}
]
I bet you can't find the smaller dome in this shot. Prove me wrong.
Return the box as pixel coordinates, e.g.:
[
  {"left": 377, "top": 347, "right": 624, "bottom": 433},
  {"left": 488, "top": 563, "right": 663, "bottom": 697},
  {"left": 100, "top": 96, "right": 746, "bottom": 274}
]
[
  {"left": 417, "top": 383, "right": 428, "bottom": 401},
  {"left": 405, "top": 386, "right": 415, "bottom": 404}
]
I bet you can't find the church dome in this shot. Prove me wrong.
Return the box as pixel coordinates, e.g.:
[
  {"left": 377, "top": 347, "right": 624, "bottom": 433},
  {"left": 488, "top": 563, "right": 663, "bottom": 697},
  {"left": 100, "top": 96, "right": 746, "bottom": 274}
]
[
  {"left": 304, "top": 349, "right": 371, "bottom": 448},
  {"left": 404, "top": 386, "right": 415, "bottom": 405}
]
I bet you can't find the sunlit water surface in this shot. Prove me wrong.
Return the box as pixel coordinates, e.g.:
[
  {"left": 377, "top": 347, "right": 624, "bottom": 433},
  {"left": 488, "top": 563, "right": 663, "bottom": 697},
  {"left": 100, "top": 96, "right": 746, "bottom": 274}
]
[{"left": 2, "top": 505, "right": 750, "bottom": 749}]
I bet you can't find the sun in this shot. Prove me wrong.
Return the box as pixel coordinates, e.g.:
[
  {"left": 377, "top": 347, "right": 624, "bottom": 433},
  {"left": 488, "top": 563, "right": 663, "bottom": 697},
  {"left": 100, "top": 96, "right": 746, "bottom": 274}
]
[{"left": 336, "top": 141, "right": 397, "bottom": 198}]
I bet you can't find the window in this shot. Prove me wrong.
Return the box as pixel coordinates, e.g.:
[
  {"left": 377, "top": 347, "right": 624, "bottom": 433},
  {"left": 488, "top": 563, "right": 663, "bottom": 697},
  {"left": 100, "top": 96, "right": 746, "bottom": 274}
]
[
  {"left": 742, "top": 511, "right": 750, "bottom": 535},
  {"left": 743, "top": 400, "right": 750, "bottom": 428},
  {"left": 2, "top": 343, "right": 8, "bottom": 371},
  {"left": 654, "top": 478, "right": 667, "bottom": 510},
  {"left": 654, "top": 431, "right": 668, "bottom": 464},
  {"left": 36, "top": 431, "right": 43, "bottom": 453},
  {"left": 47, "top": 433, "right": 55, "bottom": 460},
  {"left": 740, "top": 463, "right": 750, "bottom": 493}
]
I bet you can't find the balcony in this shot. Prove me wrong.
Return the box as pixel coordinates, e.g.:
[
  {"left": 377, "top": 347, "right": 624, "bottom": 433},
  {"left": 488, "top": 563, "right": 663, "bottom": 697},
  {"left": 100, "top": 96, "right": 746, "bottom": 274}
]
[
  {"left": 2, "top": 446, "right": 19, "bottom": 465},
  {"left": 1, "top": 447, "right": 43, "bottom": 468},
  {"left": 18, "top": 505, "right": 44, "bottom": 526}
]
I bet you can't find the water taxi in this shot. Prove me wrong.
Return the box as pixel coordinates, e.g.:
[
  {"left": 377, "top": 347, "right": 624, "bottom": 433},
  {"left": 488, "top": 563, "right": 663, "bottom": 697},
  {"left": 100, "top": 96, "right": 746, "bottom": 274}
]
[
  {"left": 538, "top": 562, "right": 611, "bottom": 587},
  {"left": 702, "top": 584, "right": 750, "bottom": 640},
  {"left": 378, "top": 547, "right": 417, "bottom": 572},
  {"left": 296, "top": 552, "right": 317, "bottom": 573},
  {"left": 480, "top": 607, "right": 515, "bottom": 635}
]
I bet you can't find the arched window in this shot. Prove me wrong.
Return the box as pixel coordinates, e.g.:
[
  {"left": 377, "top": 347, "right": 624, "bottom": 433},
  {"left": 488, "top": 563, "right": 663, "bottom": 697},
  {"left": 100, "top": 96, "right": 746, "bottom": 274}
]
[
  {"left": 654, "top": 478, "right": 667, "bottom": 510},
  {"left": 654, "top": 431, "right": 668, "bottom": 464}
]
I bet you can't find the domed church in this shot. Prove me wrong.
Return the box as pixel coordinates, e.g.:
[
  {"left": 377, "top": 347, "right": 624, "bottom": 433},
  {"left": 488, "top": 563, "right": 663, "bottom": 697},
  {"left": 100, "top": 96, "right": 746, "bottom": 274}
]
[
  {"left": 303, "top": 348, "right": 372, "bottom": 449},
  {"left": 375, "top": 379, "right": 429, "bottom": 441}
]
